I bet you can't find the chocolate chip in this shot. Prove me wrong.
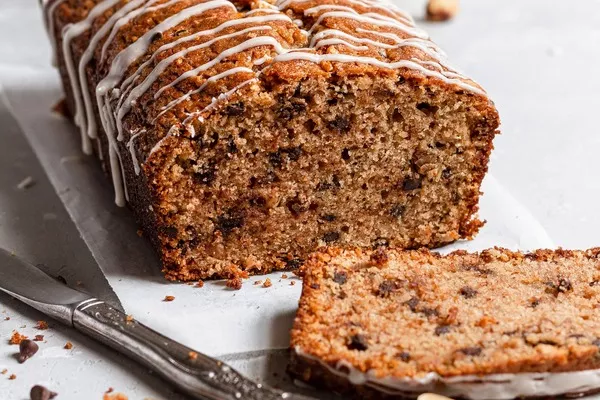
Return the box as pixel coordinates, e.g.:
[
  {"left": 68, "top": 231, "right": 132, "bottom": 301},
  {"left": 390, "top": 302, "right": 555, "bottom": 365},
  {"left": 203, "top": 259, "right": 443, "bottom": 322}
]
[
  {"left": 30, "top": 385, "right": 57, "bottom": 400},
  {"left": 320, "top": 214, "right": 337, "bottom": 222},
  {"left": 286, "top": 198, "right": 307, "bottom": 216},
  {"left": 372, "top": 238, "right": 389, "bottom": 249},
  {"left": 268, "top": 152, "right": 283, "bottom": 169},
  {"left": 193, "top": 163, "right": 216, "bottom": 185},
  {"left": 283, "top": 146, "right": 302, "bottom": 161},
  {"left": 278, "top": 100, "right": 306, "bottom": 120},
  {"left": 161, "top": 226, "right": 178, "bottom": 239},
  {"left": 370, "top": 248, "right": 389, "bottom": 266},
  {"left": 341, "top": 148, "right": 351, "bottom": 160},
  {"left": 546, "top": 277, "right": 573, "bottom": 296},
  {"left": 435, "top": 325, "right": 450, "bottom": 336},
  {"left": 225, "top": 102, "right": 245, "bottom": 116},
  {"left": 459, "top": 347, "right": 482, "bottom": 356},
  {"left": 310, "top": 283, "right": 320, "bottom": 289},
  {"left": 459, "top": 286, "right": 477, "bottom": 299},
  {"left": 390, "top": 204, "right": 405, "bottom": 218},
  {"left": 530, "top": 298, "right": 540, "bottom": 308},
  {"left": 416, "top": 102, "right": 438, "bottom": 115},
  {"left": 347, "top": 334, "right": 368, "bottom": 351},
  {"left": 405, "top": 297, "right": 419, "bottom": 312},
  {"left": 442, "top": 169, "right": 452, "bottom": 179},
  {"left": 377, "top": 279, "right": 399, "bottom": 296},
  {"left": 420, "top": 307, "right": 439, "bottom": 317},
  {"left": 150, "top": 32, "right": 163, "bottom": 43},
  {"left": 18, "top": 340, "right": 39, "bottom": 363},
  {"left": 328, "top": 116, "right": 350, "bottom": 132},
  {"left": 249, "top": 196, "right": 266, "bottom": 207},
  {"left": 323, "top": 231, "right": 340, "bottom": 243},
  {"left": 397, "top": 351, "right": 410, "bottom": 362},
  {"left": 333, "top": 271, "right": 347, "bottom": 285},
  {"left": 227, "top": 139, "right": 238, "bottom": 154},
  {"left": 402, "top": 177, "right": 422, "bottom": 191},
  {"left": 590, "top": 280, "right": 600, "bottom": 287},
  {"left": 463, "top": 264, "right": 493, "bottom": 276},
  {"left": 215, "top": 213, "right": 244, "bottom": 235},
  {"left": 283, "top": 257, "right": 304, "bottom": 269}
]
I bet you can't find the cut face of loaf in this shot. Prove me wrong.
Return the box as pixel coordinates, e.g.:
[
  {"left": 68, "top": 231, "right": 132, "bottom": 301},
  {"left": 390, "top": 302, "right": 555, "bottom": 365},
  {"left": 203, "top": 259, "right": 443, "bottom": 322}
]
[
  {"left": 44, "top": 0, "right": 499, "bottom": 280},
  {"left": 290, "top": 247, "right": 600, "bottom": 400}
]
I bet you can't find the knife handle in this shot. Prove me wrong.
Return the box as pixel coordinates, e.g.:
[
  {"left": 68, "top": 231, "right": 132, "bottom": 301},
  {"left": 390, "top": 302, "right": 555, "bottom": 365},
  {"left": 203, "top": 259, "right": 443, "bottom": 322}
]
[{"left": 72, "top": 300, "right": 308, "bottom": 400}]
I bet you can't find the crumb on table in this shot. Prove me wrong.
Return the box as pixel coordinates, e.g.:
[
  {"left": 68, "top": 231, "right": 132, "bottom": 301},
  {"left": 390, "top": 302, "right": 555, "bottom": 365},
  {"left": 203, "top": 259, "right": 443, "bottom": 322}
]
[
  {"left": 163, "top": 295, "right": 175, "bottom": 302},
  {"left": 64, "top": 341, "right": 73, "bottom": 350},
  {"left": 103, "top": 393, "right": 128, "bottom": 400},
  {"left": 263, "top": 278, "right": 272, "bottom": 288},
  {"left": 35, "top": 320, "right": 49, "bottom": 330},
  {"left": 8, "top": 374, "right": 16, "bottom": 380},
  {"left": 9, "top": 331, "right": 28, "bottom": 345},
  {"left": 195, "top": 281, "right": 204, "bottom": 288},
  {"left": 34, "top": 335, "right": 44, "bottom": 342},
  {"left": 226, "top": 277, "right": 243, "bottom": 290}
]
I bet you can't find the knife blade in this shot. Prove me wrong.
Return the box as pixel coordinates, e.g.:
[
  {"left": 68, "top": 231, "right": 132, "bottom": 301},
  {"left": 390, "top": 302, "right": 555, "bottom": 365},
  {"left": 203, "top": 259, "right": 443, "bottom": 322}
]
[{"left": 0, "top": 248, "right": 316, "bottom": 400}]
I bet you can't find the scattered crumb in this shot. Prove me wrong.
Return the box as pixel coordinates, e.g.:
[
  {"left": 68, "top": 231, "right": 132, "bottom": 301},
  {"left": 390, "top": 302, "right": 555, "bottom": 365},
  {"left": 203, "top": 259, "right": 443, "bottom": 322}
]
[
  {"left": 4, "top": 317, "right": 9, "bottom": 321},
  {"left": 254, "top": 280, "right": 263, "bottom": 286},
  {"left": 52, "top": 98, "right": 71, "bottom": 118},
  {"left": 282, "top": 274, "right": 288, "bottom": 279},
  {"left": 9, "top": 331, "right": 28, "bottom": 345},
  {"left": 1, "top": 369, "right": 7, "bottom": 375},
  {"left": 103, "top": 393, "right": 128, "bottom": 400},
  {"left": 263, "top": 278, "right": 272, "bottom": 288},
  {"left": 34, "top": 335, "right": 45, "bottom": 342},
  {"left": 64, "top": 341, "right": 73, "bottom": 350},
  {"left": 188, "top": 351, "right": 198, "bottom": 360},
  {"left": 290, "top": 281, "right": 296, "bottom": 286},
  {"left": 163, "top": 295, "right": 175, "bottom": 302},
  {"left": 426, "top": 0, "right": 459, "bottom": 21},
  {"left": 9, "top": 374, "right": 17, "bottom": 380},
  {"left": 35, "top": 320, "right": 49, "bottom": 330},
  {"left": 195, "top": 281, "right": 204, "bottom": 288},
  {"left": 136, "top": 229, "right": 143, "bottom": 237},
  {"left": 105, "top": 388, "right": 114, "bottom": 394},
  {"left": 126, "top": 315, "right": 134, "bottom": 322},
  {"left": 226, "top": 277, "right": 243, "bottom": 290},
  {"left": 17, "top": 176, "right": 36, "bottom": 190}
]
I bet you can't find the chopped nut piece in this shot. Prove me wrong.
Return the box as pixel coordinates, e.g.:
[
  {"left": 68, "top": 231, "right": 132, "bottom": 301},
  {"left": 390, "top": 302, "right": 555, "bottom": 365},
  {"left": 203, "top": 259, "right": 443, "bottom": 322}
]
[
  {"left": 163, "top": 295, "right": 175, "bottom": 302},
  {"left": 263, "top": 278, "right": 272, "bottom": 288},
  {"left": 64, "top": 341, "right": 73, "bottom": 350},
  {"left": 426, "top": 0, "right": 459, "bottom": 21},
  {"left": 9, "top": 374, "right": 17, "bottom": 380}
]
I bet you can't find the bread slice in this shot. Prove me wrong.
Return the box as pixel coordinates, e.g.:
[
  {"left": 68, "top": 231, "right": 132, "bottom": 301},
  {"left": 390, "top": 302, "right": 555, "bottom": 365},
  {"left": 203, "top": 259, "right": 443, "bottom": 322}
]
[
  {"left": 45, "top": 0, "right": 498, "bottom": 280},
  {"left": 290, "top": 247, "right": 600, "bottom": 399}
]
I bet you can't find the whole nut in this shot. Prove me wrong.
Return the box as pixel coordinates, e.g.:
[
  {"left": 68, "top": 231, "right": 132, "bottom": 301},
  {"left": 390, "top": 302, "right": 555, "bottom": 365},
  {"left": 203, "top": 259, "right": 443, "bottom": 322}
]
[{"left": 426, "top": 0, "right": 459, "bottom": 22}]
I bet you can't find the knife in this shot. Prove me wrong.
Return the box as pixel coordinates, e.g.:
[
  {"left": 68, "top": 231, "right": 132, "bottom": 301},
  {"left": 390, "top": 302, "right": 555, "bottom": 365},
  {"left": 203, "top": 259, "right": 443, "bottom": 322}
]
[{"left": 0, "top": 247, "right": 315, "bottom": 400}]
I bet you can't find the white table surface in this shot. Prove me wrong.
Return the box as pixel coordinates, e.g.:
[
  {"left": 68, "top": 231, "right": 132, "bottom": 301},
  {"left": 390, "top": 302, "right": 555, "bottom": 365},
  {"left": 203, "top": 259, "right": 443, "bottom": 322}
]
[{"left": 1, "top": 0, "right": 600, "bottom": 399}]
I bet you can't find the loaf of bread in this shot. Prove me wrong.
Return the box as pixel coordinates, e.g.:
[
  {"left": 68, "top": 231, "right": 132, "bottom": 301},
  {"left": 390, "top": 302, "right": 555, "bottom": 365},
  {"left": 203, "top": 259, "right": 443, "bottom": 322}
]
[
  {"left": 43, "top": 0, "right": 499, "bottom": 280},
  {"left": 290, "top": 247, "right": 600, "bottom": 399}
]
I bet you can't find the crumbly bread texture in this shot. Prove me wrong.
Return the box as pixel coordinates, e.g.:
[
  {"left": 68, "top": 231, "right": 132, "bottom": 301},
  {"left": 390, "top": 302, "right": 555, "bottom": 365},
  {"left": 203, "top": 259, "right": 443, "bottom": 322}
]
[
  {"left": 45, "top": 0, "right": 499, "bottom": 280},
  {"left": 290, "top": 247, "right": 600, "bottom": 399}
]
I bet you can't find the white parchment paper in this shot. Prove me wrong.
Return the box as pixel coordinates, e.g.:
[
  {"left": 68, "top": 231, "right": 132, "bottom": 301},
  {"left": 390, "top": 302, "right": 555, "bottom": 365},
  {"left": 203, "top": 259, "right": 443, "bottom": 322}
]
[{"left": 0, "top": 64, "right": 554, "bottom": 384}]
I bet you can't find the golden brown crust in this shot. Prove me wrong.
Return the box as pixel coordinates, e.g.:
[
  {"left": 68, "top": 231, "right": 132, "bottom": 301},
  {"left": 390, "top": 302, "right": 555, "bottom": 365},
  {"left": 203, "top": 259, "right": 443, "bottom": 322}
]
[
  {"left": 291, "top": 247, "right": 600, "bottom": 389},
  {"left": 47, "top": 0, "right": 499, "bottom": 280}
]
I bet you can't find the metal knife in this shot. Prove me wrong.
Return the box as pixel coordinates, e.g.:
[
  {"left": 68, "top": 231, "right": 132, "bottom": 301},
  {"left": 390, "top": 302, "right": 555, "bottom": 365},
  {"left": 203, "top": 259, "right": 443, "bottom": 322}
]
[{"left": 0, "top": 248, "right": 315, "bottom": 400}]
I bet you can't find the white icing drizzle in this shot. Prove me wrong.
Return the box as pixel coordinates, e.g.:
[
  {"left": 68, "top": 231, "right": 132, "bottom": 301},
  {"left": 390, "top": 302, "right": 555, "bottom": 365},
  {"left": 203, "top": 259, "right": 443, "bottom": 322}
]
[
  {"left": 47, "top": 0, "right": 487, "bottom": 206},
  {"left": 295, "top": 347, "right": 600, "bottom": 400},
  {"left": 61, "top": 0, "right": 122, "bottom": 154}
]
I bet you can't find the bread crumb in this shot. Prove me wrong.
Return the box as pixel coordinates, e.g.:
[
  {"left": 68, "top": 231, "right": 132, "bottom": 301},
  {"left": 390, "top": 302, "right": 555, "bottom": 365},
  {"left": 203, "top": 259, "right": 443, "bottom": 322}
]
[
  {"left": 9, "top": 331, "right": 28, "bottom": 345},
  {"left": 282, "top": 274, "right": 288, "bottom": 279},
  {"left": 1, "top": 369, "right": 7, "bottom": 375},
  {"left": 188, "top": 351, "right": 198, "bottom": 360},
  {"left": 163, "top": 295, "right": 175, "bottom": 302},
  {"left": 290, "top": 281, "right": 296, "bottom": 286},
  {"left": 34, "top": 335, "right": 45, "bottom": 342},
  {"left": 195, "top": 281, "right": 204, "bottom": 288},
  {"left": 9, "top": 374, "right": 16, "bottom": 380},
  {"left": 35, "top": 320, "right": 49, "bottom": 330},
  {"left": 105, "top": 388, "right": 114, "bottom": 394},
  {"left": 126, "top": 315, "right": 134, "bottom": 322},
  {"left": 263, "top": 278, "right": 272, "bottom": 288},
  {"left": 254, "top": 280, "right": 263, "bottom": 286},
  {"left": 226, "top": 277, "right": 243, "bottom": 290},
  {"left": 103, "top": 393, "right": 128, "bottom": 400},
  {"left": 64, "top": 341, "right": 73, "bottom": 350},
  {"left": 426, "top": 0, "right": 459, "bottom": 21},
  {"left": 4, "top": 316, "right": 9, "bottom": 321}
]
